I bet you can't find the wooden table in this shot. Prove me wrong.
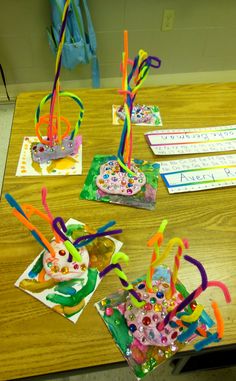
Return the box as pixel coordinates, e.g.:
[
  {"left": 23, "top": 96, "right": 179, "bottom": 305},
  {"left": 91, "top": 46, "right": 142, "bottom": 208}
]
[{"left": 1, "top": 84, "right": 236, "bottom": 380}]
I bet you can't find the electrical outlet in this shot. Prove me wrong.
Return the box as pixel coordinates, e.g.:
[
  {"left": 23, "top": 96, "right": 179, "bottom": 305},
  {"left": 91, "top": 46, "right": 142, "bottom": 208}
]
[{"left": 162, "top": 9, "right": 175, "bottom": 32}]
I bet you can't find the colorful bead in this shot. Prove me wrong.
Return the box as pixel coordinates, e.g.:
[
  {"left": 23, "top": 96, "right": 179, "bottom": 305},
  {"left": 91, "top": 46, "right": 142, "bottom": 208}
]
[
  {"left": 59, "top": 249, "right": 66, "bottom": 256},
  {"left": 150, "top": 297, "right": 156, "bottom": 304},
  {"left": 156, "top": 291, "right": 164, "bottom": 299},
  {"left": 144, "top": 302, "right": 152, "bottom": 311},
  {"left": 61, "top": 266, "right": 69, "bottom": 274},
  {"left": 51, "top": 265, "right": 59, "bottom": 273},
  {"left": 129, "top": 324, "right": 137, "bottom": 332},
  {"left": 39, "top": 147, "right": 44, "bottom": 152},
  {"left": 139, "top": 326, "right": 144, "bottom": 332},
  {"left": 142, "top": 316, "right": 151, "bottom": 326},
  {"left": 190, "top": 301, "right": 197, "bottom": 310},
  {"left": 149, "top": 330, "right": 155, "bottom": 339},
  {"left": 158, "top": 349, "right": 164, "bottom": 357},
  {"left": 162, "top": 283, "right": 169, "bottom": 288},
  {"left": 47, "top": 262, "right": 52, "bottom": 268},
  {"left": 105, "top": 307, "right": 114, "bottom": 316},
  {"left": 152, "top": 314, "right": 159, "bottom": 322},
  {"left": 127, "top": 304, "right": 133, "bottom": 310},
  {"left": 129, "top": 314, "right": 135, "bottom": 321},
  {"left": 138, "top": 283, "right": 145, "bottom": 289},
  {"left": 154, "top": 304, "right": 162, "bottom": 312},
  {"left": 171, "top": 331, "right": 178, "bottom": 340},
  {"left": 170, "top": 344, "right": 178, "bottom": 352},
  {"left": 161, "top": 336, "right": 167, "bottom": 344},
  {"left": 80, "top": 264, "right": 87, "bottom": 271},
  {"left": 127, "top": 189, "right": 133, "bottom": 194},
  {"left": 103, "top": 174, "right": 109, "bottom": 179},
  {"left": 73, "top": 263, "right": 79, "bottom": 270}
]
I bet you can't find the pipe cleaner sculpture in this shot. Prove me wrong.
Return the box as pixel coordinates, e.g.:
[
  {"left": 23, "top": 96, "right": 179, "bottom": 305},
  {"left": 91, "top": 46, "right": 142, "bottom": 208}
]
[
  {"left": 81, "top": 31, "right": 161, "bottom": 209},
  {"left": 16, "top": 0, "right": 84, "bottom": 176},
  {"left": 96, "top": 220, "right": 231, "bottom": 379},
  {"left": 5, "top": 189, "right": 124, "bottom": 323},
  {"left": 113, "top": 40, "right": 162, "bottom": 126}
]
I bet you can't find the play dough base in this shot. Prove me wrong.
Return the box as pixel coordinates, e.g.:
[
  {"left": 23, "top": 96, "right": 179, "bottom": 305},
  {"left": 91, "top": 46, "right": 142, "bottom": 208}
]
[
  {"left": 95, "top": 266, "right": 213, "bottom": 380},
  {"left": 80, "top": 155, "right": 160, "bottom": 210}
]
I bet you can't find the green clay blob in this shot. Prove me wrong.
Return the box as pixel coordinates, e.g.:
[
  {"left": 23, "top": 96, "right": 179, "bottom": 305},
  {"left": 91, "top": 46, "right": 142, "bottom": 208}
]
[
  {"left": 103, "top": 308, "right": 133, "bottom": 353},
  {"left": 46, "top": 268, "right": 98, "bottom": 307}
]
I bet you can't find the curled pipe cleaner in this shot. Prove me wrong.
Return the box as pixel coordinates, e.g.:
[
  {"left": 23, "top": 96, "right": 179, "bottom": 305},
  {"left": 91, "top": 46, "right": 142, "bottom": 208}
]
[
  {"left": 178, "top": 321, "right": 199, "bottom": 343},
  {"left": 53, "top": 216, "right": 81, "bottom": 262},
  {"left": 158, "top": 278, "right": 231, "bottom": 332},
  {"left": 117, "top": 31, "right": 161, "bottom": 174},
  {"left": 35, "top": 91, "right": 84, "bottom": 144},
  {"left": 211, "top": 300, "right": 224, "bottom": 339},
  {"left": 181, "top": 304, "right": 204, "bottom": 323},
  {"left": 5, "top": 193, "right": 55, "bottom": 255},
  {"left": 146, "top": 219, "right": 168, "bottom": 291},
  {"left": 49, "top": 0, "right": 70, "bottom": 146},
  {"left": 146, "top": 237, "right": 186, "bottom": 293},
  {"left": 41, "top": 187, "right": 60, "bottom": 243},
  {"left": 100, "top": 252, "right": 145, "bottom": 308},
  {"left": 157, "top": 255, "right": 208, "bottom": 331},
  {"left": 166, "top": 239, "right": 189, "bottom": 299},
  {"left": 184, "top": 255, "right": 208, "bottom": 291},
  {"left": 194, "top": 300, "right": 225, "bottom": 351},
  {"left": 73, "top": 228, "right": 122, "bottom": 248},
  {"left": 194, "top": 332, "right": 219, "bottom": 351},
  {"left": 67, "top": 220, "right": 116, "bottom": 246}
]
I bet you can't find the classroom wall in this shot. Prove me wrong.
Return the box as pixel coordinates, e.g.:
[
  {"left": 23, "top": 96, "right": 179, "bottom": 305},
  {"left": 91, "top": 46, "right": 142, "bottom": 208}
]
[{"left": 0, "top": 0, "right": 236, "bottom": 89}]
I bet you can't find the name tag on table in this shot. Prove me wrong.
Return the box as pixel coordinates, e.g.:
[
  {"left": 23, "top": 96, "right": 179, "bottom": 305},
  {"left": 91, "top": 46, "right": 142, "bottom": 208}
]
[
  {"left": 160, "top": 154, "right": 236, "bottom": 193},
  {"left": 145, "top": 125, "right": 236, "bottom": 155}
]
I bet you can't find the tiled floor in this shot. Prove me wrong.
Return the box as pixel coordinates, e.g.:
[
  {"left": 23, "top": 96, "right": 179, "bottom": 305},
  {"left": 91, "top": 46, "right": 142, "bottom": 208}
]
[{"left": 1, "top": 103, "right": 236, "bottom": 380}]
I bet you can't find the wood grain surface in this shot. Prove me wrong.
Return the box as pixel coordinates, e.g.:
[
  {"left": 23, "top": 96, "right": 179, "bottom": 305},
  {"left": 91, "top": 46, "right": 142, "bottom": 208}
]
[{"left": 1, "top": 84, "right": 236, "bottom": 381}]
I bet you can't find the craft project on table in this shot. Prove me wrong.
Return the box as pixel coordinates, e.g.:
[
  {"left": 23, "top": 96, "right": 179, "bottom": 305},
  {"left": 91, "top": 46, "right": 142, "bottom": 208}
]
[
  {"left": 5, "top": 188, "right": 123, "bottom": 323},
  {"left": 95, "top": 220, "right": 231, "bottom": 380},
  {"left": 112, "top": 104, "right": 162, "bottom": 127},
  {"left": 16, "top": 0, "right": 84, "bottom": 177},
  {"left": 145, "top": 125, "right": 236, "bottom": 156},
  {"left": 81, "top": 31, "right": 161, "bottom": 210},
  {"left": 159, "top": 154, "right": 236, "bottom": 194}
]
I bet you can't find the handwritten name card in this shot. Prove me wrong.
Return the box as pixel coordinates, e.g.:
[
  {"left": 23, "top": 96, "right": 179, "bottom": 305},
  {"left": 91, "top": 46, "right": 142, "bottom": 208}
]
[
  {"left": 160, "top": 154, "right": 236, "bottom": 193},
  {"left": 145, "top": 125, "right": 236, "bottom": 155}
]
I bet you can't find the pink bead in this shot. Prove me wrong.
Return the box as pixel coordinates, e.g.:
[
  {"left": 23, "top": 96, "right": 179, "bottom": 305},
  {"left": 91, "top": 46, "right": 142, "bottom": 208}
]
[
  {"left": 144, "top": 302, "right": 152, "bottom": 311},
  {"left": 161, "top": 336, "right": 167, "bottom": 344},
  {"left": 105, "top": 307, "right": 114, "bottom": 316}
]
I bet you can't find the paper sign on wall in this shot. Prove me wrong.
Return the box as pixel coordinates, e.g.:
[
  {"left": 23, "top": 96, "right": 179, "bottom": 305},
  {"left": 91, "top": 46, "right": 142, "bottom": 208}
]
[
  {"left": 145, "top": 125, "right": 236, "bottom": 155},
  {"left": 160, "top": 154, "right": 236, "bottom": 193}
]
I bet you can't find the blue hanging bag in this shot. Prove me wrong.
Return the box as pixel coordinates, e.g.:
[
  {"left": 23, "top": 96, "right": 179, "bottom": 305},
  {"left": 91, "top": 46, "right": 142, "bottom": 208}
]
[{"left": 47, "top": 0, "right": 100, "bottom": 88}]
